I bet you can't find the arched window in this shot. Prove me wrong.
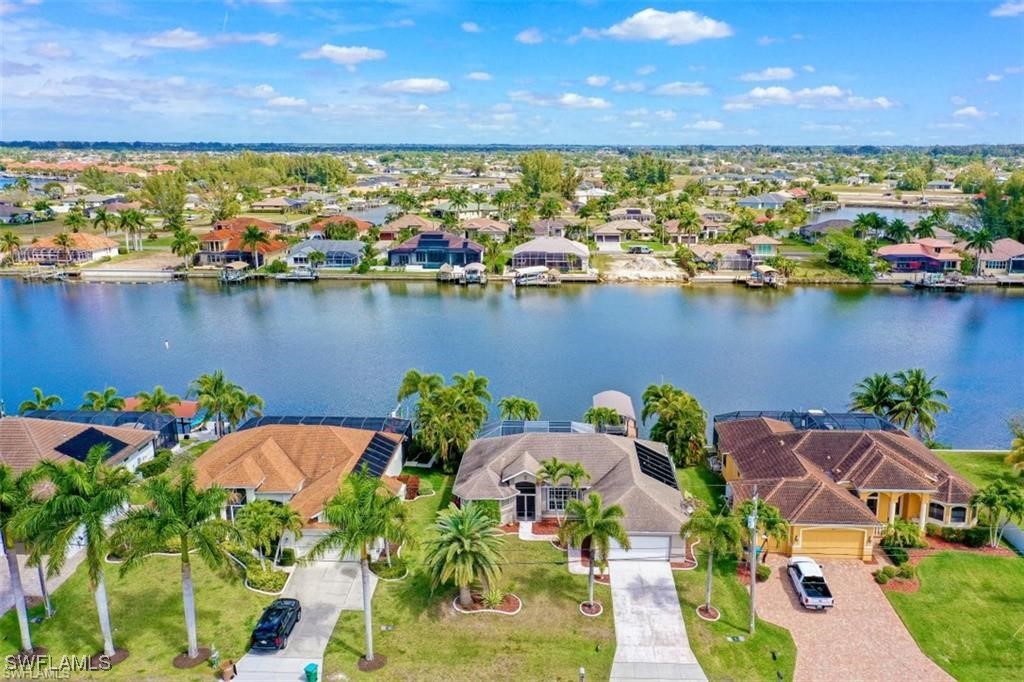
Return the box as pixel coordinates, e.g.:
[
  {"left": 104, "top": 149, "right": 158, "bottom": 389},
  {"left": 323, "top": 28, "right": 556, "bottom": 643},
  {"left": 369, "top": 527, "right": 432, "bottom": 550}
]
[
  {"left": 950, "top": 506, "right": 967, "bottom": 524},
  {"left": 928, "top": 502, "right": 945, "bottom": 522}
]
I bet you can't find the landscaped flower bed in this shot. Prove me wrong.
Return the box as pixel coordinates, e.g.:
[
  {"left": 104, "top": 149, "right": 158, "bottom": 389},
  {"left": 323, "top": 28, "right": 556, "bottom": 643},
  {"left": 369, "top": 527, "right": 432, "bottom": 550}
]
[{"left": 451, "top": 592, "right": 522, "bottom": 615}]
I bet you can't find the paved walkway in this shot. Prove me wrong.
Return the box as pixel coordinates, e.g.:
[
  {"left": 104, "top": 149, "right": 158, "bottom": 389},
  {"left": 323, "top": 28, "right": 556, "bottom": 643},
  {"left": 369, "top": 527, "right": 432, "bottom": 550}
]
[
  {"left": 234, "top": 561, "right": 376, "bottom": 682},
  {"left": 1, "top": 547, "right": 85, "bottom": 615},
  {"left": 758, "top": 557, "right": 951, "bottom": 682},
  {"left": 609, "top": 561, "right": 707, "bottom": 681}
]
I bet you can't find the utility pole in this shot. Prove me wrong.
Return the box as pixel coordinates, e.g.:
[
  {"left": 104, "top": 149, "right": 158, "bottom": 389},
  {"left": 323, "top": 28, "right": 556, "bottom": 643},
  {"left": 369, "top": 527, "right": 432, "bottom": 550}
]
[{"left": 747, "top": 486, "right": 759, "bottom": 635}]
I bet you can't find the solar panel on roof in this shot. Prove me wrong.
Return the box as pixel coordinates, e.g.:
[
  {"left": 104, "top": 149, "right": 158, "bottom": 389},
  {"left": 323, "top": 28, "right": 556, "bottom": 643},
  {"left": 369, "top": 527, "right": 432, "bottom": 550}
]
[
  {"left": 635, "top": 442, "right": 679, "bottom": 490},
  {"left": 278, "top": 416, "right": 303, "bottom": 425},
  {"left": 54, "top": 428, "right": 128, "bottom": 463},
  {"left": 354, "top": 433, "right": 399, "bottom": 477}
]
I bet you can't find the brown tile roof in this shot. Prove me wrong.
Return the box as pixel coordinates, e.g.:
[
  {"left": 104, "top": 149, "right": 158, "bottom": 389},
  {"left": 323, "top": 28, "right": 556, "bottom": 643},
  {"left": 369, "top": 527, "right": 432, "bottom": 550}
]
[
  {"left": 311, "top": 215, "right": 373, "bottom": 233},
  {"left": 386, "top": 214, "right": 439, "bottom": 230},
  {"left": 121, "top": 397, "right": 199, "bottom": 419},
  {"left": 28, "top": 232, "right": 119, "bottom": 252},
  {"left": 0, "top": 416, "right": 156, "bottom": 473},
  {"left": 212, "top": 217, "right": 280, "bottom": 232}
]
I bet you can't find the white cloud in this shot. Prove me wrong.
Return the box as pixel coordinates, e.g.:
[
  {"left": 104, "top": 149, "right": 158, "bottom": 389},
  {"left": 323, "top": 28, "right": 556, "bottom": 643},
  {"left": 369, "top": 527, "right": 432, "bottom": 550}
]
[
  {"left": 378, "top": 77, "right": 451, "bottom": 94},
  {"left": 929, "top": 122, "right": 969, "bottom": 130},
  {"left": 654, "top": 109, "right": 676, "bottom": 121},
  {"left": 300, "top": 44, "right": 386, "bottom": 71},
  {"left": 461, "top": 21, "right": 482, "bottom": 33},
  {"left": 738, "top": 66, "right": 795, "bottom": 82},
  {"left": 585, "top": 75, "right": 610, "bottom": 87},
  {"left": 515, "top": 27, "right": 543, "bottom": 44},
  {"left": 757, "top": 36, "right": 783, "bottom": 46},
  {"left": 950, "top": 95, "right": 967, "bottom": 105},
  {"left": 725, "top": 85, "right": 897, "bottom": 110},
  {"left": 232, "top": 83, "right": 276, "bottom": 99},
  {"left": 868, "top": 130, "right": 896, "bottom": 137},
  {"left": 509, "top": 90, "right": 610, "bottom": 109},
  {"left": 625, "top": 108, "right": 648, "bottom": 117},
  {"left": 30, "top": 41, "right": 72, "bottom": 59},
  {"left": 636, "top": 64, "right": 656, "bottom": 76},
  {"left": 953, "top": 105, "right": 986, "bottom": 118},
  {"left": 628, "top": 121, "right": 647, "bottom": 129},
  {"left": 267, "top": 96, "right": 307, "bottom": 107},
  {"left": 802, "top": 123, "right": 854, "bottom": 133},
  {"left": 220, "top": 32, "right": 279, "bottom": 46},
  {"left": 802, "top": 65, "right": 815, "bottom": 73},
  {"left": 651, "top": 81, "right": 710, "bottom": 96},
  {"left": 466, "top": 71, "right": 492, "bottom": 81},
  {"left": 583, "top": 8, "right": 732, "bottom": 45},
  {"left": 612, "top": 81, "right": 645, "bottom": 93},
  {"left": 684, "top": 119, "right": 724, "bottom": 130},
  {"left": 1006, "top": 65, "right": 1024, "bottom": 74},
  {"left": 985, "top": 73, "right": 1004, "bottom": 82},
  {"left": 990, "top": 2, "right": 1024, "bottom": 17},
  {"left": 139, "top": 28, "right": 210, "bottom": 50}
]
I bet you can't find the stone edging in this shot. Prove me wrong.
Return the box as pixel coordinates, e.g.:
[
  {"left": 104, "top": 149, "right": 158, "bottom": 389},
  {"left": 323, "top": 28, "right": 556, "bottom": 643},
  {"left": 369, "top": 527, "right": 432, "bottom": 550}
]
[
  {"left": 451, "top": 594, "right": 523, "bottom": 616},
  {"left": 579, "top": 601, "right": 604, "bottom": 617},
  {"left": 244, "top": 568, "right": 294, "bottom": 596}
]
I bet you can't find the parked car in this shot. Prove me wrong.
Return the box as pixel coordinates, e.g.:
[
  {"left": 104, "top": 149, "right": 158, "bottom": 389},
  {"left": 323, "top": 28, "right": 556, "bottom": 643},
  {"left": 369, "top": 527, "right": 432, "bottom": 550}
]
[
  {"left": 250, "top": 598, "right": 302, "bottom": 650},
  {"left": 787, "top": 557, "right": 833, "bottom": 610},
  {"left": 628, "top": 245, "right": 654, "bottom": 254}
]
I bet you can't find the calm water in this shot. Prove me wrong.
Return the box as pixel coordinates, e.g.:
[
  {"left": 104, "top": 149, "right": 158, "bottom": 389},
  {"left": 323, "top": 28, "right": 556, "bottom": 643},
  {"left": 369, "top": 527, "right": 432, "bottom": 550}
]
[
  {"left": 816, "top": 206, "right": 968, "bottom": 225},
  {"left": 2, "top": 278, "right": 1021, "bottom": 447}
]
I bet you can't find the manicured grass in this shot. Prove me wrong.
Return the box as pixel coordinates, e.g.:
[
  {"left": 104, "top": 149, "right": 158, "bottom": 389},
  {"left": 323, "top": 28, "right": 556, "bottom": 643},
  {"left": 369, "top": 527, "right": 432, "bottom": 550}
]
[
  {"left": 0, "top": 555, "right": 271, "bottom": 680},
  {"left": 933, "top": 450, "right": 1016, "bottom": 488},
  {"left": 674, "top": 557, "right": 796, "bottom": 682},
  {"left": 886, "top": 552, "right": 1024, "bottom": 680},
  {"left": 322, "top": 470, "right": 616, "bottom": 680},
  {"left": 622, "top": 240, "right": 673, "bottom": 252},
  {"left": 676, "top": 465, "right": 727, "bottom": 513}
]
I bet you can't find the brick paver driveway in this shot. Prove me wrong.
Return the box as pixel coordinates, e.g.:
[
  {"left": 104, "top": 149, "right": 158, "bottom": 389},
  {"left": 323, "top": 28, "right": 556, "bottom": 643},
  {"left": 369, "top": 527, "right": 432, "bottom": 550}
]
[{"left": 757, "top": 557, "right": 951, "bottom": 682}]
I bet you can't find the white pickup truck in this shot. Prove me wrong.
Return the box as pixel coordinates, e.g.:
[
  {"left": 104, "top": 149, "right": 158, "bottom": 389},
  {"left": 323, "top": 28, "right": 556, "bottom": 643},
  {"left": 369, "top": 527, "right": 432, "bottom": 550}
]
[{"left": 787, "top": 557, "right": 834, "bottom": 610}]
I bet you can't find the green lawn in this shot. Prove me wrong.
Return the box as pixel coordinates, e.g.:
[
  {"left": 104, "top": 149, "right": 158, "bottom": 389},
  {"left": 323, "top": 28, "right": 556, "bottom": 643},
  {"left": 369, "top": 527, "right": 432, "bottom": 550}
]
[
  {"left": 886, "top": 552, "right": 1024, "bottom": 680},
  {"left": 322, "top": 470, "right": 617, "bottom": 680},
  {"left": 933, "top": 450, "right": 1015, "bottom": 488},
  {"left": 0, "top": 556, "right": 271, "bottom": 681},
  {"left": 623, "top": 240, "right": 673, "bottom": 252},
  {"left": 676, "top": 465, "right": 727, "bottom": 513}
]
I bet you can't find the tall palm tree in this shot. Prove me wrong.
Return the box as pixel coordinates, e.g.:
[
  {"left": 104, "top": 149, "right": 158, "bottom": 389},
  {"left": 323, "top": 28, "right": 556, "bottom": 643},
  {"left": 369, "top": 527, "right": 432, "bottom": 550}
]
[
  {"left": 15, "top": 445, "right": 137, "bottom": 657},
  {"left": 890, "top": 369, "right": 950, "bottom": 439},
  {"left": 415, "top": 386, "right": 482, "bottom": 472},
  {"left": 497, "top": 396, "right": 540, "bottom": 421},
  {"left": 563, "top": 463, "right": 590, "bottom": 499},
  {"left": 423, "top": 503, "right": 505, "bottom": 608},
  {"left": 234, "top": 500, "right": 300, "bottom": 568},
  {"left": 63, "top": 210, "right": 86, "bottom": 232},
  {"left": 224, "top": 388, "right": 265, "bottom": 432},
  {"left": 1004, "top": 415, "right": 1024, "bottom": 473},
  {"left": 112, "top": 466, "right": 239, "bottom": 660},
  {"left": 92, "top": 206, "right": 114, "bottom": 237},
  {"left": 396, "top": 369, "right": 443, "bottom": 406},
  {"left": 451, "top": 370, "right": 491, "bottom": 404},
  {"left": 307, "top": 250, "right": 326, "bottom": 269},
  {"left": 240, "top": 225, "right": 270, "bottom": 269},
  {"left": 736, "top": 500, "right": 790, "bottom": 563},
  {"left": 886, "top": 218, "right": 912, "bottom": 243},
  {"left": 52, "top": 232, "right": 74, "bottom": 264},
  {"left": 81, "top": 387, "right": 125, "bottom": 411},
  {"left": 307, "top": 468, "right": 407, "bottom": 666},
  {"left": 117, "top": 209, "right": 146, "bottom": 252},
  {"left": 964, "top": 227, "right": 995, "bottom": 275},
  {"left": 849, "top": 373, "right": 899, "bottom": 417},
  {"left": 681, "top": 508, "right": 742, "bottom": 617},
  {"left": 558, "top": 493, "right": 629, "bottom": 609},
  {"left": 272, "top": 504, "right": 304, "bottom": 565},
  {"left": 18, "top": 387, "right": 62, "bottom": 414},
  {"left": 1, "top": 465, "right": 34, "bottom": 653},
  {"left": 134, "top": 385, "right": 182, "bottom": 415},
  {"left": 170, "top": 227, "right": 200, "bottom": 271},
  {"left": 189, "top": 371, "right": 236, "bottom": 437},
  {"left": 1, "top": 230, "right": 22, "bottom": 264}
]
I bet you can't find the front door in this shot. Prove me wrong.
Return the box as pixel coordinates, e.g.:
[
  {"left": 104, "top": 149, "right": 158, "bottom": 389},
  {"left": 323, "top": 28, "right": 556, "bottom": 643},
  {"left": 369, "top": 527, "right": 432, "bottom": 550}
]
[{"left": 515, "top": 482, "right": 536, "bottom": 520}]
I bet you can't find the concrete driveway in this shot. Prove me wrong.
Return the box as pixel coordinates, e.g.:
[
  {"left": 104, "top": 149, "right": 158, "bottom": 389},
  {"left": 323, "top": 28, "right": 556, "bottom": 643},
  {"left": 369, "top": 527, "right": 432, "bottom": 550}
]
[
  {"left": 758, "top": 557, "right": 951, "bottom": 682},
  {"left": 609, "top": 561, "right": 707, "bottom": 681},
  {"left": 234, "top": 561, "right": 376, "bottom": 682},
  {"left": 1, "top": 548, "right": 84, "bottom": 616}
]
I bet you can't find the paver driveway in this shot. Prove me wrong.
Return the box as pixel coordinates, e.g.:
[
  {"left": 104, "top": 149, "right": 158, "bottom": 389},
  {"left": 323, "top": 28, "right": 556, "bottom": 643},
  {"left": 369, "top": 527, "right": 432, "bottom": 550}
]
[
  {"left": 758, "top": 556, "right": 951, "bottom": 682},
  {"left": 610, "top": 560, "right": 707, "bottom": 681}
]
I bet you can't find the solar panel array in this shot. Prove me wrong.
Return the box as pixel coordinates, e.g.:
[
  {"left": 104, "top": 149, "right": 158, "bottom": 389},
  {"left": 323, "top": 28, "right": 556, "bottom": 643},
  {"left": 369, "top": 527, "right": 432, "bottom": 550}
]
[
  {"left": 477, "top": 420, "right": 596, "bottom": 438},
  {"left": 634, "top": 442, "right": 679, "bottom": 490},
  {"left": 354, "top": 433, "right": 401, "bottom": 477},
  {"left": 54, "top": 427, "right": 128, "bottom": 462},
  {"left": 713, "top": 410, "right": 900, "bottom": 433},
  {"left": 24, "top": 410, "right": 178, "bottom": 448},
  {"left": 238, "top": 415, "right": 412, "bottom": 438}
]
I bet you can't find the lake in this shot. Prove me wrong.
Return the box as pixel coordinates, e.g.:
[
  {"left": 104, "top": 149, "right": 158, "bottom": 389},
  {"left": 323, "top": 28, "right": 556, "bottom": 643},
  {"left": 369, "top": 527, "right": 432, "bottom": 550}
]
[
  {"left": 816, "top": 206, "right": 969, "bottom": 225},
  {"left": 2, "top": 278, "right": 1021, "bottom": 447}
]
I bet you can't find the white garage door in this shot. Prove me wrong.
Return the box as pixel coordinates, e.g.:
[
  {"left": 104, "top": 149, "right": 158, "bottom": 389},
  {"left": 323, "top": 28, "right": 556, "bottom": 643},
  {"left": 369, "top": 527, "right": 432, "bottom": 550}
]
[{"left": 608, "top": 535, "right": 671, "bottom": 562}]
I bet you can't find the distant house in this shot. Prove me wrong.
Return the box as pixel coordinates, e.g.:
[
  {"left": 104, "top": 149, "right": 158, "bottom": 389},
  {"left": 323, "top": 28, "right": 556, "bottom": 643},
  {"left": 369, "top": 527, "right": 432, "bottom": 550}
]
[
  {"left": 744, "top": 235, "right": 781, "bottom": 263},
  {"left": 251, "top": 196, "right": 304, "bottom": 212},
  {"left": 574, "top": 186, "right": 613, "bottom": 204},
  {"left": 197, "top": 218, "right": 288, "bottom": 267},
  {"left": 876, "top": 238, "right": 962, "bottom": 273},
  {"left": 593, "top": 219, "right": 652, "bottom": 248},
  {"left": 462, "top": 216, "right": 510, "bottom": 242},
  {"left": 530, "top": 218, "right": 573, "bottom": 238},
  {"left": 309, "top": 215, "right": 373, "bottom": 238},
  {"left": 19, "top": 232, "right": 119, "bottom": 264},
  {"left": 0, "top": 415, "right": 159, "bottom": 474},
  {"left": 382, "top": 214, "right": 439, "bottom": 241},
  {"left": 591, "top": 390, "right": 638, "bottom": 438},
  {"left": 954, "top": 237, "right": 1024, "bottom": 276},
  {"left": 687, "top": 236, "right": 780, "bottom": 271},
  {"left": 288, "top": 239, "right": 364, "bottom": 268},
  {"left": 0, "top": 204, "right": 34, "bottom": 224},
  {"left": 512, "top": 236, "right": 589, "bottom": 272},
  {"left": 121, "top": 397, "right": 200, "bottom": 438},
  {"left": 798, "top": 219, "right": 854, "bottom": 242},
  {"left": 926, "top": 180, "right": 954, "bottom": 191},
  {"left": 737, "top": 193, "right": 789, "bottom": 210},
  {"left": 430, "top": 200, "right": 497, "bottom": 221},
  {"left": 387, "top": 231, "right": 484, "bottom": 269},
  {"left": 608, "top": 207, "right": 655, "bottom": 225}
]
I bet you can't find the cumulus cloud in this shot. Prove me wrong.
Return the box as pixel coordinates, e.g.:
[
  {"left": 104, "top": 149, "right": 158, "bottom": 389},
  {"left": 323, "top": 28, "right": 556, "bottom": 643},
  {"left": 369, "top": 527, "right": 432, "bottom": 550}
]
[
  {"left": 612, "top": 81, "right": 645, "bottom": 93},
  {"left": 990, "top": 2, "right": 1024, "bottom": 17},
  {"left": 802, "top": 65, "right": 815, "bottom": 73},
  {"left": 651, "top": 81, "right": 710, "bottom": 96},
  {"left": 738, "top": 67, "right": 795, "bottom": 81},
  {"left": 586, "top": 75, "right": 610, "bottom": 87},
  {"left": 300, "top": 44, "right": 386, "bottom": 71},
  {"left": 580, "top": 8, "right": 732, "bottom": 45},
  {"left": 461, "top": 21, "right": 482, "bottom": 33},
  {"left": 466, "top": 71, "right": 492, "bottom": 81},
  {"left": 725, "top": 85, "right": 897, "bottom": 110},
  {"left": 636, "top": 64, "right": 656, "bottom": 76},
  {"left": 232, "top": 83, "right": 276, "bottom": 99},
  {"left": 509, "top": 90, "right": 610, "bottom": 109},
  {"left": 953, "top": 105, "right": 987, "bottom": 118},
  {"left": 378, "top": 77, "right": 451, "bottom": 94},
  {"left": 267, "top": 96, "right": 307, "bottom": 107},
  {"left": 220, "top": 32, "right": 279, "bottom": 46},
  {"left": 30, "top": 41, "right": 72, "bottom": 59},
  {"left": 139, "top": 28, "right": 210, "bottom": 50},
  {"left": 1, "top": 61, "right": 41, "bottom": 77},
  {"left": 515, "top": 27, "right": 543, "bottom": 44},
  {"left": 985, "top": 73, "right": 1004, "bottom": 81},
  {"left": 654, "top": 109, "right": 676, "bottom": 121},
  {"left": 950, "top": 95, "right": 967, "bottom": 105},
  {"left": 684, "top": 119, "right": 724, "bottom": 130}
]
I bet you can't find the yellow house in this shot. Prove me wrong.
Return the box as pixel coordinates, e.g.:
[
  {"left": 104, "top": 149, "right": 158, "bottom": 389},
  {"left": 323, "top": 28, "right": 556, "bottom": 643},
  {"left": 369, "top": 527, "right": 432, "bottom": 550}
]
[{"left": 715, "top": 412, "right": 976, "bottom": 562}]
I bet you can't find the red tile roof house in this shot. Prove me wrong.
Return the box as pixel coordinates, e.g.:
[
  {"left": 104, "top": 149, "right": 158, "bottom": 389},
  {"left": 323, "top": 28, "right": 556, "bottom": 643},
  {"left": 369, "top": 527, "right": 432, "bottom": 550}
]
[
  {"left": 196, "top": 218, "right": 288, "bottom": 267},
  {"left": 309, "top": 215, "right": 373, "bottom": 239},
  {"left": 875, "top": 238, "right": 962, "bottom": 273},
  {"left": 0, "top": 416, "right": 159, "bottom": 475},
  {"left": 19, "top": 232, "right": 120, "bottom": 264}
]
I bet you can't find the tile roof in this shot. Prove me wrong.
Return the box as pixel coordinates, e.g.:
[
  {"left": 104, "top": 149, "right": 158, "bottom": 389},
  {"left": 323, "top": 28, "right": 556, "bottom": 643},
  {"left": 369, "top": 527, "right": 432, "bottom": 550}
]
[
  {"left": 27, "top": 232, "right": 119, "bottom": 252},
  {"left": 388, "top": 231, "right": 484, "bottom": 253},
  {"left": 311, "top": 215, "right": 373, "bottom": 232},
  {"left": 121, "top": 397, "right": 199, "bottom": 419},
  {"left": 386, "top": 214, "right": 439, "bottom": 230},
  {"left": 512, "top": 236, "right": 589, "bottom": 258},
  {"left": 0, "top": 416, "right": 156, "bottom": 473}
]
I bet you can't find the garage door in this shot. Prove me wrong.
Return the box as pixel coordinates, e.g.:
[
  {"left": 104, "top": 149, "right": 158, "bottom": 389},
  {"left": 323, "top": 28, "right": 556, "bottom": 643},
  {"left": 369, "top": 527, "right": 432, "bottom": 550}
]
[
  {"left": 608, "top": 535, "right": 671, "bottom": 562},
  {"left": 799, "top": 528, "right": 866, "bottom": 559}
]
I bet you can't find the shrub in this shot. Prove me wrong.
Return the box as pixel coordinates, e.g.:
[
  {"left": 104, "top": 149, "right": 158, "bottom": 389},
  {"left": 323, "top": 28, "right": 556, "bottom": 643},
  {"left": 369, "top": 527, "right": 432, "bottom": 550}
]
[
  {"left": 225, "top": 542, "right": 257, "bottom": 570},
  {"left": 474, "top": 500, "right": 502, "bottom": 527},
  {"left": 277, "top": 548, "right": 296, "bottom": 567},
  {"left": 925, "top": 523, "right": 942, "bottom": 538},
  {"left": 264, "top": 260, "right": 287, "bottom": 274},
  {"left": 247, "top": 567, "right": 288, "bottom": 593},
  {"left": 755, "top": 563, "right": 771, "bottom": 582},
  {"left": 884, "top": 545, "right": 909, "bottom": 565},
  {"left": 963, "top": 526, "right": 988, "bottom": 548},
  {"left": 369, "top": 557, "right": 407, "bottom": 580},
  {"left": 137, "top": 449, "right": 173, "bottom": 478},
  {"left": 940, "top": 527, "right": 965, "bottom": 543},
  {"left": 482, "top": 586, "right": 506, "bottom": 609},
  {"left": 874, "top": 571, "right": 890, "bottom": 585},
  {"left": 896, "top": 564, "right": 917, "bottom": 580},
  {"left": 881, "top": 565, "right": 899, "bottom": 579}
]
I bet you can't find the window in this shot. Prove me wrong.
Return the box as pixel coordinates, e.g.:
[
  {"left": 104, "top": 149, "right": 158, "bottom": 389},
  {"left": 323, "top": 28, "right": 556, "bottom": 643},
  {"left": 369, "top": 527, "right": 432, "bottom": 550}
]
[
  {"left": 865, "top": 493, "right": 879, "bottom": 515},
  {"left": 546, "top": 486, "right": 577, "bottom": 512},
  {"left": 950, "top": 506, "right": 967, "bottom": 523},
  {"left": 928, "top": 502, "right": 945, "bottom": 521}
]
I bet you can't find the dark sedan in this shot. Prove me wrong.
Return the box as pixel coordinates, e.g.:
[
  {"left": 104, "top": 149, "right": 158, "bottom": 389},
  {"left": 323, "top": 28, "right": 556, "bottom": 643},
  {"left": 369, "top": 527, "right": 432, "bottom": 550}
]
[{"left": 250, "top": 598, "right": 302, "bottom": 651}]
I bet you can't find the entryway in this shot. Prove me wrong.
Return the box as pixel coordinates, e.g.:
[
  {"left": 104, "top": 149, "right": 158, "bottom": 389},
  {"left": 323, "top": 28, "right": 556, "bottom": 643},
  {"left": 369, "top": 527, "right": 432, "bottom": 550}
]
[{"left": 515, "top": 482, "right": 536, "bottom": 521}]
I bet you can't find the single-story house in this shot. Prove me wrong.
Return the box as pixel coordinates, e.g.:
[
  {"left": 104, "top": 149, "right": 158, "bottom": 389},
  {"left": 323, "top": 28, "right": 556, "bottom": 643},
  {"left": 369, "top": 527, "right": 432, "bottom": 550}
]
[
  {"left": 430, "top": 201, "right": 498, "bottom": 221},
  {"left": 251, "top": 196, "right": 297, "bottom": 212},
  {"left": 926, "top": 180, "right": 955, "bottom": 191},
  {"left": 593, "top": 219, "right": 653, "bottom": 246},
  {"left": 737, "top": 193, "right": 789, "bottom": 210},
  {"left": 308, "top": 215, "right": 373, "bottom": 238},
  {"left": 875, "top": 238, "right": 962, "bottom": 273},
  {"left": 19, "top": 232, "right": 119, "bottom": 264},
  {"left": 574, "top": 187, "right": 613, "bottom": 204},
  {"left": 22, "top": 409, "right": 178, "bottom": 450},
  {"left": 745, "top": 235, "right": 781, "bottom": 263},
  {"left": 798, "top": 219, "right": 854, "bottom": 242},
  {"left": 609, "top": 207, "right": 655, "bottom": 225},
  {"left": 954, "top": 237, "right": 1024, "bottom": 276},
  {"left": 0, "top": 204, "right": 34, "bottom": 224},
  {"left": 387, "top": 231, "right": 484, "bottom": 269},
  {"left": 462, "top": 216, "right": 510, "bottom": 242},
  {"left": 287, "top": 239, "right": 364, "bottom": 268},
  {"left": 687, "top": 236, "right": 780, "bottom": 271},
  {"left": 714, "top": 411, "right": 976, "bottom": 561},
  {"left": 453, "top": 432, "right": 691, "bottom": 560},
  {"left": 382, "top": 214, "right": 439, "bottom": 241},
  {"left": 511, "top": 236, "right": 590, "bottom": 272},
  {"left": 0, "top": 415, "right": 159, "bottom": 474},
  {"left": 530, "top": 218, "right": 573, "bottom": 238}
]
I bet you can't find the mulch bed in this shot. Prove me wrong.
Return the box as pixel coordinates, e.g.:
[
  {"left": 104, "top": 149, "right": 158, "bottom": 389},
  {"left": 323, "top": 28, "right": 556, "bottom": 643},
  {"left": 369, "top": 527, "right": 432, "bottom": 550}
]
[
  {"left": 580, "top": 601, "right": 603, "bottom": 616},
  {"left": 735, "top": 564, "right": 769, "bottom": 586},
  {"left": 879, "top": 578, "right": 920, "bottom": 594},
  {"left": 172, "top": 646, "right": 211, "bottom": 669},
  {"left": 920, "top": 535, "right": 1016, "bottom": 559},
  {"left": 358, "top": 654, "right": 388, "bottom": 672},
  {"left": 455, "top": 592, "right": 521, "bottom": 614},
  {"left": 671, "top": 559, "right": 697, "bottom": 570},
  {"left": 594, "top": 573, "right": 611, "bottom": 585},
  {"left": 696, "top": 605, "right": 720, "bottom": 621},
  {"left": 530, "top": 518, "right": 562, "bottom": 536},
  {"left": 24, "top": 596, "right": 45, "bottom": 610},
  {"left": 89, "top": 649, "right": 129, "bottom": 668}
]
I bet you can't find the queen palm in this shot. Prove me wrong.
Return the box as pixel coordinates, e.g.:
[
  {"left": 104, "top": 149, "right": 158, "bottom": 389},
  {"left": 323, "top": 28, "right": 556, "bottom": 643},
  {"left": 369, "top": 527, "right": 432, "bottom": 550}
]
[
  {"left": 849, "top": 373, "right": 899, "bottom": 417},
  {"left": 452, "top": 370, "right": 491, "bottom": 405},
  {"left": 424, "top": 503, "right": 505, "bottom": 608},
  {"left": 415, "top": 387, "right": 480, "bottom": 472},
  {"left": 1, "top": 465, "right": 34, "bottom": 653},
  {"left": 92, "top": 206, "right": 115, "bottom": 237},
  {"left": 15, "top": 445, "right": 136, "bottom": 657},
  {"left": 240, "top": 225, "right": 270, "bottom": 268},
  {"left": 307, "top": 468, "right": 409, "bottom": 666},
  {"left": 120, "top": 209, "right": 148, "bottom": 252},
  {"left": 170, "top": 227, "right": 200, "bottom": 271},
  {"left": 558, "top": 493, "right": 629, "bottom": 609},
  {"left": 224, "top": 388, "right": 265, "bottom": 431},
  {"left": 497, "top": 396, "right": 540, "bottom": 421},
  {"left": 134, "top": 385, "right": 181, "bottom": 415},
  {"left": 234, "top": 500, "right": 299, "bottom": 568},
  {"left": 2, "top": 230, "right": 21, "bottom": 263},
  {"left": 52, "top": 232, "right": 74, "bottom": 263},
  {"left": 964, "top": 228, "right": 994, "bottom": 275},
  {"left": 396, "top": 368, "right": 443, "bottom": 406},
  {"left": 18, "top": 387, "right": 62, "bottom": 414},
  {"left": 190, "top": 371, "right": 236, "bottom": 437},
  {"left": 1004, "top": 415, "right": 1024, "bottom": 472},
  {"left": 113, "top": 466, "right": 238, "bottom": 661},
  {"left": 63, "top": 210, "right": 86, "bottom": 232},
  {"left": 307, "top": 250, "right": 326, "bottom": 269},
  {"left": 81, "top": 387, "right": 125, "bottom": 411},
  {"left": 681, "top": 508, "right": 742, "bottom": 617},
  {"left": 890, "top": 369, "right": 950, "bottom": 439}
]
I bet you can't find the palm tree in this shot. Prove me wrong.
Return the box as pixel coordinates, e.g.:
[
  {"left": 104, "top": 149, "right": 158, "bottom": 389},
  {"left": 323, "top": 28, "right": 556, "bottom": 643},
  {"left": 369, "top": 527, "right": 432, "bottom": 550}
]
[
  {"left": 170, "top": 227, "right": 200, "bottom": 271},
  {"left": 471, "top": 191, "right": 488, "bottom": 216},
  {"left": 451, "top": 370, "right": 491, "bottom": 404},
  {"left": 190, "top": 371, "right": 236, "bottom": 437},
  {"left": 890, "top": 369, "right": 950, "bottom": 439},
  {"left": 912, "top": 218, "right": 936, "bottom": 239},
  {"left": 113, "top": 466, "right": 239, "bottom": 661},
  {"left": 307, "top": 250, "right": 326, "bottom": 269},
  {"left": 63, "top": 210, "right": 86, "bottom": 232},
  {"left": 234, "top": 500, "right": 283, "bottom": 569},
  {"left": 849, "top": 373, "right": 899, "bottom": 417},
  {"left": 415, "top": 386, "right": 482, "bottom": 472},
  {"left": 92, "top": 206, "right": 114, "bottom": 236},
  {"left": 563, "top": 462, "right": 590, "bottom": 507},
  {"left": 1004, "top": 415, "right": 1024, "bottom": 473},
  {"left": 18, "top": 387, "right": 62, "bottom": 414},
  {"left": 81, "top": 387, "right": 125, "bottom": 411},
  {"left": 134, "top": 385, "right": 181, "bottom": 415},
  {"left": 396, "top": 368, "right": 443, "bottom": 406},
  {"left": 970, "top": 480, "right": 1024, "bottom": 548},
  {"left": 52, "top": 232, "right": 74, "bottom": 264},
  {"left": 736, "top": 500, "right": 790, "bottom": 563},
  {"left": 1, "top": 465, "right": 34, "bottom": 653},
  {"left": 224, "top": 388, "right": 264, "bottom": 431},
  {"left": 681, "top": 508, "right": 742, "bottom": 617},
  {"left": 582, "top": 406, "right": 621, "bottom": 430},
  {"left": 272, "top": 504, "right": 304, "bottom": 565},
  {"left": 423, "top": 503, "right": 505, "bottom": 608},
  {"left": 15, "top": 445, "right": 136, "bottom": 657},
  {"left": 497, "top": 396, "right": 540, "bottom": 421},
  {"left": 558, "top": 493, "right": 629, "bottom": 609},
  {"left": 240, "top": 225, "right": 270, "bottom": 269},
  {"left": 307, "top": 468, "right": 407, "bottom": 666},
  {"left": 1, "top": 230, "right": 21, "bottom": 264},
  {"left": 964, "top": 227, "right": 995, "bottom": 275},
  {"left": 119, "top": 209, "right": 147, "bottom": 252}
]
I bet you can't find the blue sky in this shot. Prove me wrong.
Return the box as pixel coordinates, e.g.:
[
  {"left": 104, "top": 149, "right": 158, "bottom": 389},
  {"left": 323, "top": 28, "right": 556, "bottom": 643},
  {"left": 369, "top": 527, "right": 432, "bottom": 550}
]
[{"left": 1, "top": 0, "right": 1022, "bottom": 144}]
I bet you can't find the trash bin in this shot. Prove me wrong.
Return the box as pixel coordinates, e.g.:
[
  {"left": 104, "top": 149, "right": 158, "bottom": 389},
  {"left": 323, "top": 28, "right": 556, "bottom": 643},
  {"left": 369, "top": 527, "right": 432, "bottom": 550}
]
[{"left": 304, "top": 662, "right": 318, "bottom": 682}]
